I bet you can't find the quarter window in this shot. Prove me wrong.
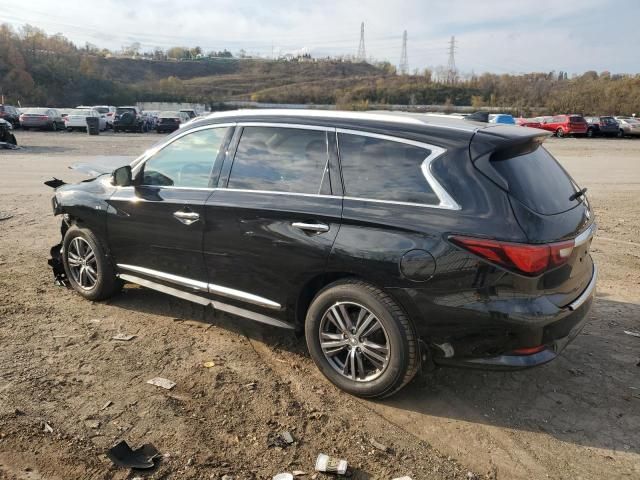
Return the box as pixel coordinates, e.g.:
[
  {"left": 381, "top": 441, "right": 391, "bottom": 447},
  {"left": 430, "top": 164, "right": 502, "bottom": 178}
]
[
  {"left": 227, "top": 126, "right": 329, "bottom": 194},
  {"left": 141, "top": 127, "right": 228, "bottom": 188},
  {"left": 338, "top": 133, "right": 439, "bottom": 205}
]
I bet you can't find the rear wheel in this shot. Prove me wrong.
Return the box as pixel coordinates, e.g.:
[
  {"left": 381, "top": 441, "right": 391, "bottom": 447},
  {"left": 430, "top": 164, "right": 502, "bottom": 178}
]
[
  {"left": 618, "top": 129, "right": 624, "bottom": 138},
  {"left": 62, "top": 226, "right": 122, "bottom": 301},
  {"left": 51, "top": 122, "right": 57, "bottom": 132},
  {"left": 305, "top": 279, "right": 419, "bottom": 398},
  {"left": 586, "top": 128, "right": 594, "bottom": 138},
  {"left": 556, "top": 128, "right": 565, "bottom": 138}
]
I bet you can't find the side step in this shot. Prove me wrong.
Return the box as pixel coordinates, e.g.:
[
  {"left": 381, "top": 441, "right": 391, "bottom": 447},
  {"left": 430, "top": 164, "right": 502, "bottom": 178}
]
[{"left": 119, "top": 273, "right": 295, "bottom": 330}]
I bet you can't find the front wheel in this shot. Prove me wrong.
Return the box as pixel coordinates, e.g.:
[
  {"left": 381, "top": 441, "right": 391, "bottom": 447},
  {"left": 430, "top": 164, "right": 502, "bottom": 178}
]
[
  {"left": 556, "top": 128, "right": 565, "bottom": 138},
  {"left": 586, "top": 128, "right": 594, "bottom": 138},
  {"left": 51, "top": 122, "right": 57, "bottom": 132},
  {"left": 62, "top": 226, "right": 122, "bottom": 301},
  {"left": 305, "top": 279, "right": 419, "bottom": 398},
  {"left": 618, "top": 129, "right": 624, "bottom": 138}
]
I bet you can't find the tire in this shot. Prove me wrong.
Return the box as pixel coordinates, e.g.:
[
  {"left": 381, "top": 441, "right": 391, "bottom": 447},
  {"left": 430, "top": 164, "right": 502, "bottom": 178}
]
[
  {"left": 305, "top": 279, "right": 419, "bottom": 398},
  {"left": 66, "top": 127, "right": 73, "bottom": 132},
  {"left": 8, "top": 134, "right": 16, "bottom": 145},
  {"left": 618, "top": 129, "right": 624, "bottom": 138},
  {"left": 62, "top": 225, "right": 122, "bottom": 301},
  {"left": 51, "top": 122, "right": 57, "bottom": 132},
  {"left": 556, "top": 128, "right": 564, "bottom": 138},
  {"left": 586, "top": 128, "right": 594, "bottom": 138}
]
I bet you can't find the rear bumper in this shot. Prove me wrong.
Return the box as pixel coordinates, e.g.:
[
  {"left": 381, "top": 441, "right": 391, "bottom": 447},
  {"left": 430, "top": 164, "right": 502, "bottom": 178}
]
[{"left": 435, "top": 264, "right": 597, "bottom": 370}]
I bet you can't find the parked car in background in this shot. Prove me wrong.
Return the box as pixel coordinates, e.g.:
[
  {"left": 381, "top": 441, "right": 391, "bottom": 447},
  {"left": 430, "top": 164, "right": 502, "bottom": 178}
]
[
  {"left": 539, "top": 114, "right": 588, "bottom": 137},
  {"left": 156, "top": 111, "right": 190, "bottom": 133},
  {"left": 489, "top": 113, "right": 515, "bottom": 125},
  {"left": 113, "top": 106, "right": 145, "bottom": 133},
  {"left": 615, "top": 117, "right": 640, "bottom": 137},
  {"left": 180, "top": 109, "right": 198, "bottom": 119},
  {"left": 58, "top": 108, "right": 74, "bottom": 120},
  {"left": 0, "top": 104, "right": 21, "bottom": 128},
  {"left": 516, "top": 117, "right": 542, "bottom": 129},
  {"left": 19, "top": 108, "right": 65, "bottom": 131},
  {"left": 64, "top": 108, "right": 105, "bottom": 132},
  {"left": 0, "top": 118, "right": 17, "bottom": 145},
  {"left": 94, "top": 106, "right": 116, "bottom": 128},
  {"left": 46, "top": 109, "right": 597, "bottom": 398},
  {"left": 585, "top": 116, "right": 619, "bottom": 137}
]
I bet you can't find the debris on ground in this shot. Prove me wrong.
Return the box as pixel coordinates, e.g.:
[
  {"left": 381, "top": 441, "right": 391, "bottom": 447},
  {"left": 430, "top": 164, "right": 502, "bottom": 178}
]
[
  {"left": 369, "top": 438, "right": 388, "bottom": 452},
  {"left": 106, "top": 440, "right": 160, "bottom": 469},
  {"left": 112, "top": 333, "right": 136, "bottom": 341},
  {"left": 292, "top": 471, "right": 306, "bottom": 476},
  {"left": 623, "top": 330, "right": 640, "bottom": 338},
  {"left": 244, "top": 382, "right": 257, "bottom": 391},
  {"left": 221, "top": 475, "right": 234, "bottom": 480},
  {"left": 85, "top": 419, "right": 100, "bottom": 429},
  {"left": 568, "top": 368, "right": 584, "bottom": 376},
  {"left": 391, "top": 477, "right": 413, "bottom": 480},
  {"left": 100, "top": 400, "right": 113, "bottom": 411},
  {"left": 267, "top": 431, "right": 295, "bottom": 448},
  {"left": 315, "top": 453, "right": 348, "bottom": 474},
  {"left": 273, "top": 474, "right": 294, "bottom": 480},
  {"left": 203, "top": 361, "right": 215, "bottom": 368},
  {"left": 146, "top": 377, "right": 176, "bottom": 390},
  {"left": 0, "top": 213, "right": 13, "bottom": 221},
  {"left": 43, "top": 422, "right": 54, "bottom": 433}
]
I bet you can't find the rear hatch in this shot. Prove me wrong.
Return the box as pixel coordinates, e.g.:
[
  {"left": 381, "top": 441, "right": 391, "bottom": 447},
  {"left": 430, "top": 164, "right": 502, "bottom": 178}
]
[
  {"left": 470, "top": 126, "right": 595, "bottom": 307},
  {"left": 569, "top": 115, "right": 587, "bottom": 131}
]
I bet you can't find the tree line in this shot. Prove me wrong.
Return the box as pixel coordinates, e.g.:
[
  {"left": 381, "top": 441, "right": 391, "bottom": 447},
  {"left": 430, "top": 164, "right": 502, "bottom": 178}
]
[{"left": 1, "top": 23, "right": 639, "bottom": 116}]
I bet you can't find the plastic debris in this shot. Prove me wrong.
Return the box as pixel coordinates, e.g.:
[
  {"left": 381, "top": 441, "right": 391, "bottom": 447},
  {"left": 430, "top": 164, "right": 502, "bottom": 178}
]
[
  {"left": 101, "top": 400, "right": 113, "bottom": 411},
  {"left": 273, "top": 474, "right": 294, "bottom": 480},
  {"left": 112, "top": 333, "right": 136, "bottom": 341},
  {"left": 106, "top": 440, "right": 160, "bottom": 469},
  {"left": 315, "top": 453, "right": 347, "bottom": 475},
  {"left": 624, "top": 330, "right": 640, "bottom": 338},
  {"left": 203, "top": 361, "right": 216, "bottom": 368},
  {"left": 146, "top": 377, "right": 176, "bottom": 390},
  {"left": 43, "top": 422, "right": 54, "bottom": 433}
]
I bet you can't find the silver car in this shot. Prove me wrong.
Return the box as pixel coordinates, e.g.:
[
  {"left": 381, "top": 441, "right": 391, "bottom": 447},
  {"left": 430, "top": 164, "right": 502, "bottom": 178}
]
[
  {"left": 615, "top": 117, "right": 640, "bottom": 137},
  {"left": 19, "top": 108, "right": 65, "bottom": 131}
]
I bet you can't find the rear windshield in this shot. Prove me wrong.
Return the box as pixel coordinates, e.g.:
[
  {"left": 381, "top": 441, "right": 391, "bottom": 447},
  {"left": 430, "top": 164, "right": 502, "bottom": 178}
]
[
  {"left": 116, "top": 108, "right": 135, "bottom": 114},
  {"left": 569, "top": 115, "right": 585, "bottom": 123},
  {"left": 159, "top": 111, "right": 180, "bottom": 118},
  {"left": 71, "top": 109, "right": 92, "bottom": 115},
  {"left": 491, "top": 146, "right": 580, "bottom": 215},
  {"left": 23, "top": 108, "right": 48, "bottom": 114},
  {"left": 94, "top": 107, "right": 109, "bottom": 114}
]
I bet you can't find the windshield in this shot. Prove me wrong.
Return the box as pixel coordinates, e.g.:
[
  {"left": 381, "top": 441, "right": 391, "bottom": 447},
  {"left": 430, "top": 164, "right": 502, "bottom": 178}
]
[
  {"left": 94, "top": 107, "right": 109, "bottom": 114},
  {"left": 116, "top": 108, "right": 135, "bottom": 114}
]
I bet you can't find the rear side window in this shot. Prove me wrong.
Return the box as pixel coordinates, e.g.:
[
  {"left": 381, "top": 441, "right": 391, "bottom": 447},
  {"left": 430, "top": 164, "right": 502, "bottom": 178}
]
[
  {"left": 569, "top": 115, "right": 585, "bottom": 123},
  {"left": 228, "top": 126, "right": 329, "bottom": 194},
  {"left": 142, "top": 127, "right": 228, "bottom": 188},
  {"left": 491, "top": 146, "right": 580, "bottom": 215},
  {"left": 338, "top": 133, "right": 438, "bottom": 205}
]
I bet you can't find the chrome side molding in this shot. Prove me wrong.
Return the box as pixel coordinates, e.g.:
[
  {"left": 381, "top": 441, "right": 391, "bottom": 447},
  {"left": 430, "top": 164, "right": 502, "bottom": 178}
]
[
  {"left": 567, "top": 264, "right": 598, "bottom": 311},
  {"left": 119, "top": 273, "right": 294, "bottom": 329}
]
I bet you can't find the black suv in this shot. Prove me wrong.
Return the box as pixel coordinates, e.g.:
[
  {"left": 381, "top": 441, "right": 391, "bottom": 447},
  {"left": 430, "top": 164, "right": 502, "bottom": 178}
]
[
  {"left": 47, "top": 110, "right": 596, "bottom": 398},
  {"left": 585, "top": 116, "right": 620, "bottom": 137},
  {"left": 113, "top": 106, "right": 145, "bottom": 133},
  {"left": 0, "top": 104, "right": 21, "bottom": 128}
]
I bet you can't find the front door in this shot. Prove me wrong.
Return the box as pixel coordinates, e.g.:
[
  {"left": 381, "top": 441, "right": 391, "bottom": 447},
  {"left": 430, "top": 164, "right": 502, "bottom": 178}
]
[
  {"left": 203, "top": 125, "right": 342, "bottom": 312},
  {"left": 107, "top": 126, "right": 232, "bottom": 288}
]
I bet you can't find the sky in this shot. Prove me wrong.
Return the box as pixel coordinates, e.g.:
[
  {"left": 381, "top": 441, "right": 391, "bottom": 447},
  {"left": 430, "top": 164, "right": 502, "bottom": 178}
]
[{"left": 2, "top": 0, "right": 639, "bottom": 74}]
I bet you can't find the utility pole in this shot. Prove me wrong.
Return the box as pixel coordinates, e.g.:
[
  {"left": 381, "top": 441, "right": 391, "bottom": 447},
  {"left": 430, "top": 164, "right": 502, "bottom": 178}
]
[
  {"left": 446, "top": 35, "right": 457, "bottom": 84},
  {"left": 399, "top": 30, "right": 408, "bottom": 75},
  {"left": 356, "top": 22, "right": 366, "bottom": 62}
]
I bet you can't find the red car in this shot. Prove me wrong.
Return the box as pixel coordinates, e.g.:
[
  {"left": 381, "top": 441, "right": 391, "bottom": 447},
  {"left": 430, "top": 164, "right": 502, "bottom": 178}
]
[
  {"left": 516, "top": 117, "right": 542, "bottom": 128},
  {"left": 539, "top": 114, "right": 588, "bottom": 137}
]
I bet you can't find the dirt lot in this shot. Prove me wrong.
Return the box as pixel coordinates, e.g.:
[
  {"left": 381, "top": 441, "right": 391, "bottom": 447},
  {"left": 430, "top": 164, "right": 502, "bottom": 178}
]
[{"left": 0, "top": 131, "right": 638, "bottom": 480}]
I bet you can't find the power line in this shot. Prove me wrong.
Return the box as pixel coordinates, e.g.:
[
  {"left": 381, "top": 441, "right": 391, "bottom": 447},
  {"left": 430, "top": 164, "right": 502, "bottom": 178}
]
[
  {"left": 399, "top": 30, "right": 408, "bottom": 75},
  {"left": 356, "top": 22, "right": 366, "bottom": 62},
  {"left": 446, "top": 35, "right": 457, "bottom": 84}
]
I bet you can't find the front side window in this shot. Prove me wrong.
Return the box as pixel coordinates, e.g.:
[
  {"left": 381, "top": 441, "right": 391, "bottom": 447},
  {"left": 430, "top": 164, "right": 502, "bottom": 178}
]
[
  {"left": 141, "top": 127, "right": 228, "bottom": 188},
  {"left": 227, "top": 126, "right": 329, "bottom": 194},
  {"left": 338, "top": 133, "right": 439, "bottom": 205}
]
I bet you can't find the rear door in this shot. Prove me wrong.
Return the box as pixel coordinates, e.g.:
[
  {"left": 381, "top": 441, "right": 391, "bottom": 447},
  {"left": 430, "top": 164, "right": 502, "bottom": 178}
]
[
  {"left": 107, "top": 125, "right": 232, "bottom": 286},
  {"left": 202, "top": 124, "right": 341, "bottom": 312}
]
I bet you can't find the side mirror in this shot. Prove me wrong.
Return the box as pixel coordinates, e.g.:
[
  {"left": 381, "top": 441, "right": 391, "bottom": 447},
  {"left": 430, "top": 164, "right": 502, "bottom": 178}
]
[{"left": 112, "top": 165, "right": 132, "bottom": 186}]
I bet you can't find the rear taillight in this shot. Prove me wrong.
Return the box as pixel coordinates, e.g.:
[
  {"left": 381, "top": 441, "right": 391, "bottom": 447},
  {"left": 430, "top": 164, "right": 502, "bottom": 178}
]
[{"left": 449, "top": 236, "right": 574, "bottom": 276}]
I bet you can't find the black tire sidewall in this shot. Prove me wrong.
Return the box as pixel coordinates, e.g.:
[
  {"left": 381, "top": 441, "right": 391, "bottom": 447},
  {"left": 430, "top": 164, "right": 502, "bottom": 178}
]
[
  {"left": 305, "top": 282, "right": 412, "bottom": 398},
  {"left": 62, "top": 227, "right": 114, "bottom": 301}
]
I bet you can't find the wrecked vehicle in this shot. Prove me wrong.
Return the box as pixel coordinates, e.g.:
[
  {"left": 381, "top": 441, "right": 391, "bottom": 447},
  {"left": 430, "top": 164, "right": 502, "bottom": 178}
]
[
  {"left": 47, "top": 109, "right": 597, "bottom": 398},
  {"left": 0, "top": 118, "right": 17, "bottom": 148}
]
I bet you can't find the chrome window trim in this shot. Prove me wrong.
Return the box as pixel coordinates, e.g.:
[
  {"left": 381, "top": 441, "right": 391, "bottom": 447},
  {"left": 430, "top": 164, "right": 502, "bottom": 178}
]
[
  {"left": 336, "top": 128, "right": 461, "bottom": 211},
  {"left": 236, "top": 122, "right": 334, "bottom": 132},
  {"left": 117, "top": 264, "right": 282, "bottom": 310},
  {"left": 574, "top": 223, "right": 597, "bottom": 247},
  {"left": 217, "top": 188, "right": 338, "bottom": 199}
]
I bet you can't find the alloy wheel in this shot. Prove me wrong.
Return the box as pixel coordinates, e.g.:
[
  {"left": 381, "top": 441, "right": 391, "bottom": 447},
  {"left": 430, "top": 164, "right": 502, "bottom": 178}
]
[
  {"left": 319, "top": 302, "right": 390, "bottom": 382},
  {"left": 67, "top": 237, "right": 98, "bottom": 290}
]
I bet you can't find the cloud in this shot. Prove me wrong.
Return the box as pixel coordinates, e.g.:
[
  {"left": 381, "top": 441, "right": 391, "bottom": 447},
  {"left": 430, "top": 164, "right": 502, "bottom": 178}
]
[{"left": 2, "top": 0, "right": 639, "bottom": 73}]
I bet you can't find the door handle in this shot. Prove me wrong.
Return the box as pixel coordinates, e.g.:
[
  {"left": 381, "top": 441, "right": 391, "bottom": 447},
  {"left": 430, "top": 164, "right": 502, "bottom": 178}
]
[
  {"left": 291, "top": 221, "right": 330, "bottom": 234},
  {"left": 173, "top": 210, "right": 200, "bottom": 225}
]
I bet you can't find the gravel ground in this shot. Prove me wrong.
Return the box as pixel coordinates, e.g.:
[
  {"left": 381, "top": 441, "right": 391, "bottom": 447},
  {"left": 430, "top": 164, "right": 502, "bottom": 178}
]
[{"left": 0, "top": 131, "right": 638, "bottom": 480}]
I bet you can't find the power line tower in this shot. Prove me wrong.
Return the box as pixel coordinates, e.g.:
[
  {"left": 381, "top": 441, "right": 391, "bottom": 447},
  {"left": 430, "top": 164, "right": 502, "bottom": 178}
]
[
  {"left": 446, "top": 35, "right": 457, "bottom": 84},
  {"left": 399, "top": 30, "right": 408, "bottom": 75},
  {"left": 356, "top": 22, "right": 366, "bottom": 62}
]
